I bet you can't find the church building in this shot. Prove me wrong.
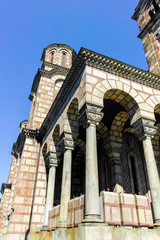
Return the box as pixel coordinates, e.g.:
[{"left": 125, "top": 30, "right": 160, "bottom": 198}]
[{"left": 1, "top": 0, "right": 160, "bottom": 239}]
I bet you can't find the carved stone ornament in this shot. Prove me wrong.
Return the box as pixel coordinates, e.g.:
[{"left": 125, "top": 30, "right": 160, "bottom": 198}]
[
  {"left": 63, "top": 138, "right": 74, "bottom": 149},
  {"left": 79, "top": 103, "right": 104, "bottom": 127},
  {"left": 23, "top": 128, "right": 40, "bottom": 139},
  {"left": 59, "top": 132, "right": 75, "bottom": 151},
  {"left": 45, "top": 151, "right": 59, "bottom": 168},
  {"left": 132, "top": 118, "right": 157, "bottom": 140},
  {"left": 87, "top": 111, "right": 104, "bottom": 125}
]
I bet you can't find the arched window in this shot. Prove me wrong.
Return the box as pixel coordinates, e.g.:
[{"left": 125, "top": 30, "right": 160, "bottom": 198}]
[
  {"left": 62, "top": 52, "right": 66, "bottom": 67},
  {"left": 51, "top": 52, "right": 54, "bottom": 63}
]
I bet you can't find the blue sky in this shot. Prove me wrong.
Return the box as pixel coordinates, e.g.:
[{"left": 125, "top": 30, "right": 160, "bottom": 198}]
[{"left": 0, "top": 0, "right": 147, "bottom": 196}]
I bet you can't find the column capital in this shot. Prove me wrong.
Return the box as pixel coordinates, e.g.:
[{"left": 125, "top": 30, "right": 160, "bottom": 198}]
[
  {"left": 132, "top": 118, "right": 157, "bottom": 140},
  {"left": 79, "top": 103, "right": 104, "bottom": 127},
  {"left": 59, "top": 132, "right": 75, "bottom": 151},
  {"left": 45, "top": 151, "right": 59, "bottom": 168}
]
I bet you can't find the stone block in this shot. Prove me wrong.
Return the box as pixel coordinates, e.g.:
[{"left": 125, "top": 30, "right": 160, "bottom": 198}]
[
  {"left": 135, "top": 195, "right": 153, "bottom": 227},
  {"left": 100, "top": 191, "right": 121, "bottom": 225},
  {"left": 86, "top": 75, "right": 98, "bottom": 84},
  {"left": 67, "top": 199, "right": 75, "bottom": 228},
  {"left": 119, "top": 193, "right": 138, "bottom": 227},
  {"left": 48, "top": 205, "right": 60, "bottom": 230},
  {"left": 74, "top": 195, "right": 84, "bottom": 227},
  {"left": 93, "top": 69, "right": 106, "bottom": 79}
]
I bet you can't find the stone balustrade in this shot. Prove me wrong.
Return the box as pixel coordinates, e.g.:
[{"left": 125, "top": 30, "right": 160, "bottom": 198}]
[
  {"left": 48, "top": 205, "right": 60, "bottom": 230},
  {"left": 47, "top": 192, "right": 153, "bottom": 231},
  {"left": 100, "top": 191, "right": 153, "bottom": 227},
  {"left": 67, "top": 195, "right": 84, "bottom": 228}
]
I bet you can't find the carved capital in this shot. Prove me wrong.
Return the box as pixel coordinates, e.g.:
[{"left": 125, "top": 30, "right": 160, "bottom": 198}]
[
  {"left": 59, "top": 132, "right": 75, "bottom": 151},
  {"left": 45, "top": 151, "right": 59, "bottom": 168},
  {"left": 132, "top": 118, "right": 157, "bottom": 140},
  {"left": 79, "top": 103, "right": 104, "bottom": 127}
]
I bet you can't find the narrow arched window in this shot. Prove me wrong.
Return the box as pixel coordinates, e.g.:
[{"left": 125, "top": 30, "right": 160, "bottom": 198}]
[
  {"left": 62, "top": 52, "right": 66, "bottom": 67},
  {"left": 51, "top": 52, "right": 54, "bottom": 63}
]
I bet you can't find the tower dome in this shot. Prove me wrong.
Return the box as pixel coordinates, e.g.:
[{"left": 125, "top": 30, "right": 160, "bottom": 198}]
[{"left": 41, "top": 43, "right": 77, "bottom": 69}]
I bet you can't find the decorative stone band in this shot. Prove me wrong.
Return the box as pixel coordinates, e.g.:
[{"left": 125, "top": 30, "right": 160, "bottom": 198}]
[
  {"left": 1, "top": 183, "right": 12, "bottom": 195},
  {"left": 80, "top": 103, "right": 104, "bottom": 127},
  {"left": 132, "top": 118, "right": 157, "bottom": 140},
  {"left": 11, "top": 128, "right": 40, "bottom": 159},
  {"left": 29, "top": 63, "right": 69, "bottom": 101},
  {"left": 45, "top": 151, "right": 59, "bottom": 168},
  {"left": 80, "top": 49, "right": 160, "bottom": 89}
]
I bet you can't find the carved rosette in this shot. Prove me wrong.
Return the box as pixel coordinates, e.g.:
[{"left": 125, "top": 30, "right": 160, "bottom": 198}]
[
  {"left": 45, "top": 151, "right": 59, "bottom": 168},
  {"left": 132, "top": 118, "right": 157, "bottom": 140},
  {"left": 80, "top": 103, "right": 104, "bottom": 127}
]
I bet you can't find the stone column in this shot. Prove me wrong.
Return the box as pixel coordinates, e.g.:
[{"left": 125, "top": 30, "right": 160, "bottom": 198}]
[
  {"left": 58, "top": 133, "right": 74, "bottom": 228},
  {"left": 132, "top": 118, "right": 160, "bottom": 226},
  {"left": 43, "top": 152, "right": 58, "bottom": 226},
  {"left": 80, "top": 104, "right": 103, "bottom": 223}
]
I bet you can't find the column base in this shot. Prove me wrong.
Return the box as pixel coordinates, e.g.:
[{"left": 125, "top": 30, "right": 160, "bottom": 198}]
[
  {"left": 41, "top": 225, "right": 48, "bottom": 231},
  {"left": 57, "top": 220, "right": 67, "bottom": 228},
  {"left": 82, "top": 214, "right": 103, "bottom": 223},
  {"left": 154, "top": 221, "right": 160, "bottom": 228}
]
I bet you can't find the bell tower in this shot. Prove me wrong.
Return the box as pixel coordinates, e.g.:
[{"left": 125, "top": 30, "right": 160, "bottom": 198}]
[
  {"left": 132, "top": 0, "right": 160, "bottom": 75},
  {"left": 28, "top": 44, "right": 77, "bottom": 129}
]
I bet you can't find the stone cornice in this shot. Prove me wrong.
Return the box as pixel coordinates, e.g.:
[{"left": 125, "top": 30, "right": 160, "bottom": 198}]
[
  {"left": 29, "top": 64, "right": 69, "bottom": 101},
  {"left": 23, "top": 128, "right": 39, "bottom": 139},
  {"left": 12, "top": 128, "right": 40, "bottom": 158},
  {"left": 138, "top": 9, "right": 160, "bottom": 39},
  {"left": 132, "top": 0, "right": 150, "bottom": 20},
  {"left": 39, "top": 47, "right": 160, "bottom": 143},
  {"left": 40, "top": 62, "right": 69, "bottom": 78},
  {"left": 1, "top": 183, "right": 12, "bottom": 194},
  {"left": 81, "top": 48, "right": 160, "bottom": 89}
]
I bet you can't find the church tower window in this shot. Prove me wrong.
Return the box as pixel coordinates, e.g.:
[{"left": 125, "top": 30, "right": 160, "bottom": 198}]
[
  {"left": 51, "top": 52, "right": 54, "bottom": 63},
  {"left": 62, "top": 52, "right": 66, "bottom": 67}
]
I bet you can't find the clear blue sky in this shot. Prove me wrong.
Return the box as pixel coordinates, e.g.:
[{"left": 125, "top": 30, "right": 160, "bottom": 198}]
[{"left": 0, "top": 0, "right": 147, "bottom": 196}]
